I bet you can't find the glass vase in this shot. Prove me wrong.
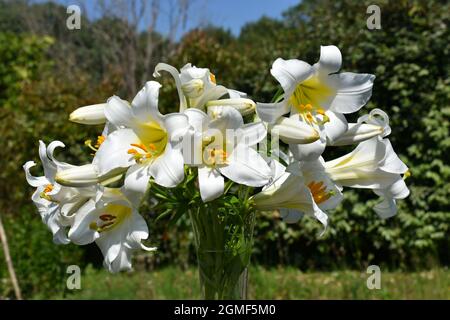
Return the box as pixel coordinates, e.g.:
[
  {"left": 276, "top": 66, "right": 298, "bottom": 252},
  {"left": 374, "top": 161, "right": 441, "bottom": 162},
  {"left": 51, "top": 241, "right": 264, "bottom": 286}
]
[{"left": 189, "top": 203, "right": 255, "bottom": 300}]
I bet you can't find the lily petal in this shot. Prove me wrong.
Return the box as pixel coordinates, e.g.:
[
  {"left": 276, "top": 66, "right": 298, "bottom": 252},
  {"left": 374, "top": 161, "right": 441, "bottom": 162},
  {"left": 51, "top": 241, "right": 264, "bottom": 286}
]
[
  {"left": 154, "top": 63, "right": 187, "bottom": 111},
  {"left": 198, "top": 166, "right": 224, "bottom": 202},
  {"left": 93, "top": 128, "right": 140, "bottom": 177},
  {"left": 379, "top": 139, "right": 408, "bottom": 174},
  {"left": 239, "top": 121, "right": 267, "bottom": 147},
  {"left": 315, "top": 45, "right": 342, "bottom": 75},
  {"left": 131, "top": 81, "right": 163, "bottom": 123},
  {"left": 104, "top": 96, "right": 134, "bottom": 128},
  {"left": 68, "top": 199, "right": 99, "bottom": 245},
  {"left": 328, "top": 72, "right": 375, "bottom": 114},
  {"left": 124, "top": 163, "right": 151, "bottom": 195},
  {"left": 23, "top": 161, "right": 47, "bottom": 187},
  {"left": 38, "top": 140, "right": 57, "bottom": 182},
  {"left": 219, "top": 146, "right": 271, "bottom": 187},
  {"left": 256, "top": 100, "right": 290, "bottom": 124},
  {"left": 280, "top": 208, "right": 303, "bottom": 223},
  {"left": 289, "top": 135, "right": 326, "bottom": 161},
  {"left": 148, "top": 143, "right": 185, "bottom": 188},
  {"left": 271, "top": 58, "right": 313, "bottom": 95},
  {"left": 324, "top": 110, "right": 348, "bottom": 143},
  {"left": 209, "top": 106, "right": 244, "bottom": 131}
]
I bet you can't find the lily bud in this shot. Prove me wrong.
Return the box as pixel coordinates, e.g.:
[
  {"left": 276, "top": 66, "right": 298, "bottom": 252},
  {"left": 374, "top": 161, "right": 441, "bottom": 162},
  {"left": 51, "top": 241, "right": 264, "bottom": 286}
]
[
  {"left": 181, "top": 79, "right": 204, "bottom": 98},
  {"left": 206, "top": 98, "right": 256, "bottom": 116},
  {"left": 269, "top": 116, "right": 320, "bottom": 144},
  {"left": 330, "top": 123, "right": 383, "bottom": 146},
  {"left": 69, "top": 104, "right": 107, "bottom": 125},
  {"left": 55, "top": 164, "right": 99, "bottom": 187}
]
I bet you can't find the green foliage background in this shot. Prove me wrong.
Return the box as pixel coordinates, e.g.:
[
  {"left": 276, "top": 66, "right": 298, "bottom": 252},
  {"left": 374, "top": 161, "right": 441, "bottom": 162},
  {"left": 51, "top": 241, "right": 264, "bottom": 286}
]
[{"left": 0, "top": 0, "right": 448, "bottom": 298}]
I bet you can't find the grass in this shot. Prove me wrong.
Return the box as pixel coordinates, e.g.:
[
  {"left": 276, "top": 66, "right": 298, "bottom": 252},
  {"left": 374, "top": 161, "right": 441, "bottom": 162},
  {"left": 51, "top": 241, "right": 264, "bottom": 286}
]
[{"left": 49, "top": 265, "right": 450, "bottom": 300}]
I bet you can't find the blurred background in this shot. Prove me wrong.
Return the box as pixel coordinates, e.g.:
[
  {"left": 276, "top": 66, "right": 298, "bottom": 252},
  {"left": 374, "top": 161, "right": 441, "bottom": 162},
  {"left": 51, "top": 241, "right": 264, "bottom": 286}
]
[{"left": 0, "top": 0, "right": 448, "bottom": 299}]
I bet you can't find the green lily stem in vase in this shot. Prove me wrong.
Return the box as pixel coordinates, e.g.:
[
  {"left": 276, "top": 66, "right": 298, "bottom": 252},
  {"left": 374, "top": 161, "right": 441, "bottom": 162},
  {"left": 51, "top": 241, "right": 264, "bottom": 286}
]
[{"left": 189, "top": 187, "right": 256, "bottom": 300}]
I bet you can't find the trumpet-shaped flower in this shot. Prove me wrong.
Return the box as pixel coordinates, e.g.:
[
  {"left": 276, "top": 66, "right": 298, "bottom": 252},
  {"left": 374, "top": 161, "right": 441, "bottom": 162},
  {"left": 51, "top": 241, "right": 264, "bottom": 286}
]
[
  {"left": 24, "top": 140, "right": 97, "bottom": 244},
  {"left": 324, "top": 136, "right": 409, "bottom": 218},
  {"left": 257, "top": 45, "right": 375, "bottom": 160},
  {"left": 61, "top": 81, "right": 191, "bottom": 194},
  {"left": 252, "top": 159, "right": 329, "bottom": 231},
  {"left": 155, "top": 63, "right": 258, "bottom": 117},
  {"left": 68, "top": 188, "right": 155, "bottom": 273},
  {"left": 184, "top": 106, "right": 271, "bottom": 202},
  {"left": 154, "top": 63, "right": 228, "bottom": 111}
]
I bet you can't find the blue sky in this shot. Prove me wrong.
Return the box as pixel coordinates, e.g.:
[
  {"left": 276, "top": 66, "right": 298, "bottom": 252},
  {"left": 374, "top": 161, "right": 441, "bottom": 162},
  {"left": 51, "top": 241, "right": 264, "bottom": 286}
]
[
  {"left": 172, "top": 0, "right": 301, "bottom": 36},
  {"left": 56, "top": 0, "right": 300, "bottom": 37}
]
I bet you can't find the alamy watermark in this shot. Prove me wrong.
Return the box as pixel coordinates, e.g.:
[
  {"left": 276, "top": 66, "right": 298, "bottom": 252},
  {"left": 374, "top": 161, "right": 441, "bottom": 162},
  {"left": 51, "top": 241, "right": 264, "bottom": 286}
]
[
  {"left": 66, "top": 5, "right": 81, "bottom": 30},
  {"left": 366, "top": 265, "right": 381, "bottom": 290},
  {"left": 66, "top": 265, "right": 81, "bottom": 290},
  {"left": 367, "top": 5, "right": 381, "bottom": 30}
]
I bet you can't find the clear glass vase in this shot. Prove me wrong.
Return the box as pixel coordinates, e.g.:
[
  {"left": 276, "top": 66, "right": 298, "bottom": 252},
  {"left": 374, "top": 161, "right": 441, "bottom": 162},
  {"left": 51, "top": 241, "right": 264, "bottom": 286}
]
[{"left": 189, "top": 203, "right": 255, "bottom": 300}]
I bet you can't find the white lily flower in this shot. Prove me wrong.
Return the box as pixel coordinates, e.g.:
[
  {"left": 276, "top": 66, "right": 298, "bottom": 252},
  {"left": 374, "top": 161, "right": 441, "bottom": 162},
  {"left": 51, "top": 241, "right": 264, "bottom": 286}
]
[
  {"left": 154, "top": 62, "right": 228, "bottom": 111},
  {"left": 68, "top": 188, "right": 155, "bottom": 273},
  {"left": 324, "top": 136, "right": 409, "bottom": 218},
  {"left": 184, "top": 107, "right": 271, "bottom": 202},
  {"left": 257, "top": 45, "right": 375, "bottom": 160},
  {"left": 86, "top": 81, "right": 191, "bottom": 195},
  {"left": 330, "top": 108, "right": 390, "bottom": 146},
  {"left": 23, "top": 140, "right": 97, "bottom": 244},
  {"left": 252, "top": 159, "right": 329, "bottom": 232}
]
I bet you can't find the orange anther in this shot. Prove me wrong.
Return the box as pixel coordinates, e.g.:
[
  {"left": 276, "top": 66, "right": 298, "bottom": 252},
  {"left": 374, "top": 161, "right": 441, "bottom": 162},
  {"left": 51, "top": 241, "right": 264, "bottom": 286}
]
[{"left": 210, "top": 73, "right": 216, "bottom": 84}]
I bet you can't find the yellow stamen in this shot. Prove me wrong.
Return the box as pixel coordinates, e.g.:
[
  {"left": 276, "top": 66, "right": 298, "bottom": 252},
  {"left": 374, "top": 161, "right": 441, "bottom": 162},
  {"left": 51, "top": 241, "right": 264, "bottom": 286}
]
[
  {"left": 95, "top": 135, "right": 106, "bottom": 149},
  {"left": 205, "top": 148, "right": 228, "bottom": 166},
  {"left": 130, "top": 143, "right": 148, "bottom": 152},
  {"left": 307, "top": 181, "right": 333, "bottom": 205},
  {"left": 40, "top": 184, "right": 55, "bottom": 201},
  {"left": 210, "top": 73, "right": 216, "bottom": 84},
  {"left": 44, "top": 184, "right": 53, "bottom": 194},
  {"left": 127, "top": 142, "right": 161, "bottom": 164}
]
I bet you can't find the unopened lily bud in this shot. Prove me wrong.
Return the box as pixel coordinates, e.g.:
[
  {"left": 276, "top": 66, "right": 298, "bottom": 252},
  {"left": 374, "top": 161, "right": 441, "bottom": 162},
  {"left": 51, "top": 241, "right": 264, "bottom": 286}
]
[
  {"left": 55, "top": 164, "right": 99, "bottom": 187},
  {"left": 269, "top": 116, "right": 319, "bottom": 144},
  {"left": 181, "top": 79, "right": 204, "bottom": 98},
  {"left": 330, "top": 123, "right": 383, "bottom": 146},
  {"left": 206, "top": 98, "right": 256, "bottom": 116},
  {"left": 69, "top": 104, "right": 107, "bottom": 125}
]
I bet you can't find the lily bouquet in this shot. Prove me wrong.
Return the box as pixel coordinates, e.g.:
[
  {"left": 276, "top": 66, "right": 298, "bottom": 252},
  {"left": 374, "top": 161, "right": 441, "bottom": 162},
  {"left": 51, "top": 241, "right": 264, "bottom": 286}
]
[{"left": 24, "top": 46, "right": 409, "bottom": 299}]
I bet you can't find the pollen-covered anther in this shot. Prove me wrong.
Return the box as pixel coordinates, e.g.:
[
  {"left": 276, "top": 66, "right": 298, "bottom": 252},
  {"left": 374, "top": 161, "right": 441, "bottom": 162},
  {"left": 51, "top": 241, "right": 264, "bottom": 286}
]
[
  {"left": 127, "top": 143, "right": 158, "bottom": 163},
  {"left": 95, "top": 135, "right": 106, "bottom": 149},
  {"left": 85, "top": 136, "right": 104, "bottom": 154},
  {"left": 89, "top": 214, "right": 117, "bottom": 232},
  {"left": 40, "top": 183, "right": 54, "bottom": 201},
  {"left": 209, "top": 72, "right": 216, "bottom": 84},
  {"left": 206, "top": 149, "right": 228, "bottom": 166},
  {"left": 307, "top": 181, "right": 333, "bottom": 204}
]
